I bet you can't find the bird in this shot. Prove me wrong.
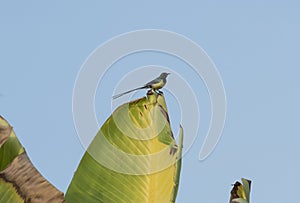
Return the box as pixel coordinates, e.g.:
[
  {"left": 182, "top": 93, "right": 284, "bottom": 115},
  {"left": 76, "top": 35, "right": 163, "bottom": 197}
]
[{"left": 112, "top": 72, "right": 170, "bottom": 99}]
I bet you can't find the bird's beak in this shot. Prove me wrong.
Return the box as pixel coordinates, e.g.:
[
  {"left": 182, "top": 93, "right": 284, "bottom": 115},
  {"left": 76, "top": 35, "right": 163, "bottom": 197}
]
[{"left": 167, "top": 73, "right": 171, "bottom": 75}]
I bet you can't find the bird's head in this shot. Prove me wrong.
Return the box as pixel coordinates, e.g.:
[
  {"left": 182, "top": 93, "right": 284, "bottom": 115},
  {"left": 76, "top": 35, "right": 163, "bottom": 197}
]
[{"left": 160, "top": 72, "right": 170, "bottom": 79}]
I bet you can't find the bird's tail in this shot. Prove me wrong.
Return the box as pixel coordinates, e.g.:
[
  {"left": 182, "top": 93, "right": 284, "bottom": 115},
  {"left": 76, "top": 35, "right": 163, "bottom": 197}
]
[{"left": 112, "top": 86, "right": 147, "bottom": 99}]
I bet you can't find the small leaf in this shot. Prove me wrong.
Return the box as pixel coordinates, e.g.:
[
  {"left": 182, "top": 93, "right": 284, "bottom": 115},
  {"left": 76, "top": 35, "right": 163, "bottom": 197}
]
[
  {"left": 241, "top": 178, "right": 251, "bottom": 202},
  {"left": 229, "top": 178, "right": 251, "bottom": 203}
]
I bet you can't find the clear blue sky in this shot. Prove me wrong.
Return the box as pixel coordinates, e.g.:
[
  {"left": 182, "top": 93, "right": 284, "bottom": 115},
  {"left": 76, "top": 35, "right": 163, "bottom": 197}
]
[{"left": 1, "top": 1, "right": 300, "bottom": 202}]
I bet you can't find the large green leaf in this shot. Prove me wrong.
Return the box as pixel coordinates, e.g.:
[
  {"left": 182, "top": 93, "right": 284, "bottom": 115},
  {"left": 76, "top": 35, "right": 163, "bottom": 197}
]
[
  {"left": 66, "top": 92, "right": 183, "bottom": 203},
  {"left": 0, "top": 116, "right": 65, "bottom": 203}
]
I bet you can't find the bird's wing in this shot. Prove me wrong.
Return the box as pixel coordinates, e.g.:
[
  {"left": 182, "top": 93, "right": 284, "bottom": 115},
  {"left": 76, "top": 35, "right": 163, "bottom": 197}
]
[{"left": 144, "top": 77, "right": 161, "bottom": 87}]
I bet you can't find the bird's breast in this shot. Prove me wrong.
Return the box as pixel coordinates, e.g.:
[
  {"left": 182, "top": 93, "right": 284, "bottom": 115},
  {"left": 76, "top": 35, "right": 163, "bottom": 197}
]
[{"left": 151, "top": 80, "right": 165, "bottom": 90}]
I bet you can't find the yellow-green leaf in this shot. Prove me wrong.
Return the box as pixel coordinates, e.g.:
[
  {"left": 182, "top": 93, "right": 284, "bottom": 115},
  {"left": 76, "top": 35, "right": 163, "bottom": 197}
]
[{"left": 65, "top": 92, "right": 183, "bottom": 203}]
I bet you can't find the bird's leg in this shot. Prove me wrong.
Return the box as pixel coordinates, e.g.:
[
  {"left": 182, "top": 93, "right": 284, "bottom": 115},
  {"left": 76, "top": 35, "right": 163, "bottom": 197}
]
[{"left": 154, "top": 89, "right": 163, "bottom": 95}]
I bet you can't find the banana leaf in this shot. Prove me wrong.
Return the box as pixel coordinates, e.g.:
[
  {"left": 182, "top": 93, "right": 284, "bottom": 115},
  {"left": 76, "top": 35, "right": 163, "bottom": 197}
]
[
  {"left": 65, "top": 92, "right": 183, "bottom": 203},
  {"left": 0, "top": 116, "right": 65, "bottom": 203}
]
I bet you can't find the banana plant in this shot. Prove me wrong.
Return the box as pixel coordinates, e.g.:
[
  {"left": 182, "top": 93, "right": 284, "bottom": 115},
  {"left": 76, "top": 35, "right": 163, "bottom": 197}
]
[{"left": 1, "top": 91, "right": 252, "bottom": 202}]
